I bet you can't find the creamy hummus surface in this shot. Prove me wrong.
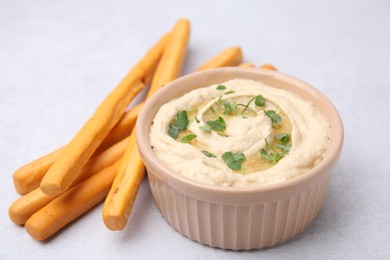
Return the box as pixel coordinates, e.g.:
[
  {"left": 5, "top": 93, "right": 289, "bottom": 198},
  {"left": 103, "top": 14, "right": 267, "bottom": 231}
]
[{"left": 149, "top": 79, "right": 330, "bottom": 187}]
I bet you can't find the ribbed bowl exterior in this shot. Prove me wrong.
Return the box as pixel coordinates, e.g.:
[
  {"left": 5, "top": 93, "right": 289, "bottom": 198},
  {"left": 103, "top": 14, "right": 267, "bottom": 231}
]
[{"left": 147, "top": 170, "right": 330, "bottom": 250}]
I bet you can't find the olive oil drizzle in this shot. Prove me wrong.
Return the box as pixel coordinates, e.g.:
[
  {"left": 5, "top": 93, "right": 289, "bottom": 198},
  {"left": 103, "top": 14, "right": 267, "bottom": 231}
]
[{"left": 167, "top": 92, "right": 292, "bottom": 173}]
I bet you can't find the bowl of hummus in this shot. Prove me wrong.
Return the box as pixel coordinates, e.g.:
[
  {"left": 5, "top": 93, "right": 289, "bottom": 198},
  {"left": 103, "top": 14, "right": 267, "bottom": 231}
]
[{"left": 136, "top": 67, "right": 343, "bottom": 250}]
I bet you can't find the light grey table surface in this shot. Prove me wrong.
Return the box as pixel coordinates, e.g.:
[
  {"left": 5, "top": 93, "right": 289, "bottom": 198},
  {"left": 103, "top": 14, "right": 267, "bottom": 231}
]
[{"left": 1, "top": 0, "right": 389, "bottom": 259}]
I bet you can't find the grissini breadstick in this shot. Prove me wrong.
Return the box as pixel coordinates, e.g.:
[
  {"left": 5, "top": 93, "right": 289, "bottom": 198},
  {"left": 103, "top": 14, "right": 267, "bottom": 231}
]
[
  {"left": 103, "top": 18, "right": 191, "bottom": 231},
  {"left": 145, "top": 19, "right": 190, "bottom": 99},
  {"left": 195, "top": 46, "right": 242, "bottom": 71},
  {"left": 95, "top": 102, "right": 143, "bottom": 154},
  {"left": 40, "top": 33, "right": 169, "bottom": 196},
  {"left": 25, "top": 159, "right": 122, "bottom": 241},
  {"left": 260, "top": 64, "right": 278, "bottom": 71},
  {"left": 102, "top": 133, "right": 144, "bottom": 230},
  {"left": 239, "top": 62, "right": 255, "bottom": 68},
  {"left": 9, "top": 137, "right": 129, "bottom": 225},
  {"left": 13, "top": 102, "right": 143, "bottom": 195},
  {"left": 13, "top": 146, "right": 65, "bottom": 195}
]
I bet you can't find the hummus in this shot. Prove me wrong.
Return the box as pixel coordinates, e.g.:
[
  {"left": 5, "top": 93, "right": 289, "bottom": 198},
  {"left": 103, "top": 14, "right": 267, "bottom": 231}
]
[{"left": 150, "top": 79, "right": 330, "bottom": 187}]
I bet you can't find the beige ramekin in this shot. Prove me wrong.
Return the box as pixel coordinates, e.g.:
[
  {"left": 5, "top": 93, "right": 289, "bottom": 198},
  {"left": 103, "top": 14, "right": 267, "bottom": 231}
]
[{"left": 136, "top": 68, "right": 343, "bottom": 250}]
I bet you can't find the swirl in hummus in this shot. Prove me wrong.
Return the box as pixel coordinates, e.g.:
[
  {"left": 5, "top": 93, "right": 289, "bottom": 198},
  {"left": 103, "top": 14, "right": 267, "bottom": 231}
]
[{"left": 150, "top": 79, "right": 330, "bottom": 187}]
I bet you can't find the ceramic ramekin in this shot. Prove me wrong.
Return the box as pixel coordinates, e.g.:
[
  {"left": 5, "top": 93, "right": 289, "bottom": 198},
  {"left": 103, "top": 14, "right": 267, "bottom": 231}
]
[{"left": 136, "top": 68, "right": 343, "bottom": 250}]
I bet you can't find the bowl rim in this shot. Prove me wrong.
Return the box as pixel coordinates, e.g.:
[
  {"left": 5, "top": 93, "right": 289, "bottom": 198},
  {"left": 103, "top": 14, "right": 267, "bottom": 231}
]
[{"left": 136, "top": 67, "right": 344, "bottom": 194}]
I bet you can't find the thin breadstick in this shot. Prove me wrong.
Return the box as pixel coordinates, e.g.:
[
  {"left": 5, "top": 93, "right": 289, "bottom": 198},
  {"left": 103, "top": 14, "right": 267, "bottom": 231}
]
[
  {"left": 9, "top": 137, "right": 128, "bottom": 225},
  {"left": 95, "top": 102, "right": 143, "bottom": 154},
  {"left": 239, "top": 62, "right": 255, "bottom": 68},
  {"left": 13, "top": 102, "right": 143, "bottom": 195},
  {"left": 25, "top": 159, "right": 121, "bottom": 241},
  {"left": 195, "top": 46, "right": 242, "bottom": 71},
  {"left": 102, "top": 133, "right": 144, "bottom": 230},
  {"left": 40, "top": 34, "right": 169, "bottom": 196},
  {"left": 260, "top": 64, "right": 278, "bottom": 71},
  {"left": 103, "top": 18, "right": 190, "bottom": 231},
  {"left": 146, "top": 19, "right": 190, "bottom": 99},
  {"left": 13, "top": 146, "right": 66, "bottom": 195}
]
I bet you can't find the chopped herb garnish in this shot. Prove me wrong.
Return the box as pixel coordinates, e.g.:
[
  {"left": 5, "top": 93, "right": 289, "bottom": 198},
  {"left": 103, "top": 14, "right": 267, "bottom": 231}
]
[
  {"left": 222, "top": 152, "right": 246, "bottom": 171},
  {"left": 235, "top": 103, "right": 256, "bottom": 117},
  {"left": 207, "top": 116, "right": 226, "bottom": 132},
  {"left": 255, "top": 95, "right": 265, "bottom": 107},
  {"left": 275, "top": 133, "right": 290, "bottom": 144},
  {"left": 260, "top": 138, "right": 284, "bottom": 164},
  {"left": 194, "top": 116, "right": 200, "bottom": 123},
  {"left": 201, "top": 150, "right": 216, "bottom": 158},
  {"left": 223, "top": 100, "right": 236, "bottom": 115},
  {"left": 224, "top": 90, "right": 235, "bottom": 95},
  {"left": 168, "top": 125, "right": 179, "bottom": 139},
  {"left": 260, "top": 148, "right": 273, "bottom": 161},
  {"left": 212, "top": 96, "right": 224, "bottom": 110},
  {"left": 210, "top": 105, "right": 217, "bottom": 116},
  {"left": 261, "top": 148, "right": 283, "bottom": 164},
  {"left": 264, "top": 110, "right": 281, "bottom": 124},
  {"left": 277, "top": 143, "right": 291, "bottom": 151},
  {"left": 176, "top": 110, "right": 189, "bottom": 130},
  {"left": 272, "top": 153, "right": 283, "bottom": 164},
  {"left": 217, "top": 132, "right": 228, "bottom": 137},
  {"left": 242, "top": 96, "right": 256, "bottom": 113},
  {"left": 181, "top": 133, "right": 197, "bottom": 143},
  {"left": 199, "top": 125, "right": 211, "bottom": 132},
  {"left": 217, "top": 85, "right": 226, "bottom": 90}
]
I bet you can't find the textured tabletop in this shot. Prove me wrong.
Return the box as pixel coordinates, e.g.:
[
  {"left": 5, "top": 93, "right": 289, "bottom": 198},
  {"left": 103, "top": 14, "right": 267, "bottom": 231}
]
[{"left": 1, "top": 0, "right": 389, "bottom": 259}]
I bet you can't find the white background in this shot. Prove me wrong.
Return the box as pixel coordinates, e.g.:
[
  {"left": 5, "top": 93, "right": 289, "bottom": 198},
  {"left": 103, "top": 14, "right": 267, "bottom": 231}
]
[{"left": 1, "top": 0, "right": 389, "bottom": 259}]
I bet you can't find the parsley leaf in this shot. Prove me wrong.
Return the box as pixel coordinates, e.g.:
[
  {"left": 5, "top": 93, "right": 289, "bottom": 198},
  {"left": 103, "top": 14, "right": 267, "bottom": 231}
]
[
  {"left": 242, "top": 96, "right": 256, "bottom": 113},
  {"left": 260, "top": 148, "right": 283, "bottom": 164},
  {"left": 264, "top": 110, "right": 281, "bottom": 124},
  {"left": 207, "top": 116, "right": 226, "bottom": 132},
  {"left": 222, "top": 151, "right": 246, "bottom": 171},
  {"left": 275, "top": 133, "right": 290, "bottom": 144},
  {"left": 224, "top": 90, "right": 235, "bottom": 95},
  {"left": 223, "top": 100, "right": 236, "bottom": 115},
  {"left": 176, "top": 110, "right": 189, "bottom": 130},
  {"left": 272, "top": 153, "right": 283, "bottom": 164},
  {"left": 255, "top": 95, "right": 265, "bottom": 107},
  {"left": 181, "top": 133, "right": 197, "bottom": 143},
  {"left": 260, "top": 148, "right": 273, "bottom": 161},
  {"left": 199, "top": 125, "right": 211, "bottom": 132},
  {"left": 217, "top": 132, "right": 228, "bottom": 137},
  {"left": 277, "top": 143, "right": 291, "bottom": 151},
  {"left": 217, "top": 85, "right": 226, "bottom": 90},
  {"left": 168, "top": 125, "right": 179, "bottom": 139},
  {"left": 260, "top": 138, "right": 284, "bottom": 164},
  {"left": 201, "top": 150, "right": 216, "bottom": 158}
]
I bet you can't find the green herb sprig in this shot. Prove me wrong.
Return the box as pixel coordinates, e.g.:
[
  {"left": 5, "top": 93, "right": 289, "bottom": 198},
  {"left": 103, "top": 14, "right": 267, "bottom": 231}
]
[
  {"left": 201, "top": 150, "right": 216, "bottom": 158},
  {"left": 264, "top": 110, "right": 281, "bottom": 124},
  {"left": 260, "top": 138, "right": 283, "bottom": 164},
  {"left": 275, "top": 133, "right": 291, "bottom": 152},
  {"left": 168, "top": 111, "right": 198, "bottom": 143},
  {"left": 181, "top": 134, "right": 197, "bottom": 143},
  {"left": 222, "top": 151, "right": 246, "bottom": 171},
  {"left": 206, "top": 116, "right": 226, "bottom": 132}
]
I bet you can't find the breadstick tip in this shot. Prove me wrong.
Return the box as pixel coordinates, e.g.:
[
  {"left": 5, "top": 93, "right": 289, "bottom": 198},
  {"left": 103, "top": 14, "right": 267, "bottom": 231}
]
[{"left": 259, "top": 64, "right": 277, "bottom": 71}]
